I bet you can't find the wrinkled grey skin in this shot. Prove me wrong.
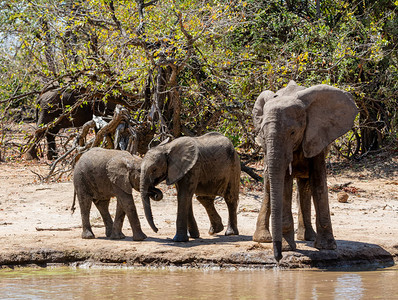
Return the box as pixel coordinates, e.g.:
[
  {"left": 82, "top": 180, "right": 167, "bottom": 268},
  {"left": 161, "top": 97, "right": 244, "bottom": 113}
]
[
  {"left": 253, "top": 81, "right": 358, "bottom": 261},
  {"left": 140, "top": 132, "right": 240, "bottom": 242},
  {"left": 26, "top": 88, "right": 115, "bottom": 160},
  {"left": 73, "top": 148, "right": 163, "bottom": 241}
]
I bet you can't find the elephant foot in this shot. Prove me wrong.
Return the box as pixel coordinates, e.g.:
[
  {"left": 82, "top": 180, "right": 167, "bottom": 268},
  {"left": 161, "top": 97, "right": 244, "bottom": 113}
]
[
  {"left": 81, "top": 229, "right": 95, "bottom": 239},
  {"left": 132, "top": 231, "right": 147, "bottom": 241},
  {"left": 173, "top": 233, "right": 189, "bottom": 242},
  {"left": 253, "top": 228, "right": 272, "bottom": 243},
  {"left": 282, "top": 237, "right": 296, "bottom": 251},
  {"left": 105, "top": 228, "right": 113, "bottom": 238},
  {"left": 314, "top": 233, "right": 337, "bottom": 250},
  {"left": 208, "top": 223, "right": 224, "bottom": 235},
  {"left": 25, "top": 151, "right": 38, "bottom": 161},
  {"left": 225, "top": 226, "right": 239, "bottom": 236},
  {"left": 47, "top": 154, "right": 57, "bottom": 160},
  {"left": 110, "top": 231, "right": 126, "bottom": 240},
  {"left": 296, "top": 226, "right": 317, "bottom": 241},
  {"left": 189, "top": 230, "right": 200, "bottom": 239}
]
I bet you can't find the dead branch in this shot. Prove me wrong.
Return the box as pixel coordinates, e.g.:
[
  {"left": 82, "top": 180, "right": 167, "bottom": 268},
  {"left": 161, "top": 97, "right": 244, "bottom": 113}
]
[
  {"left": 35, "top": 227, "right": 73, "bottom": 231},
  {"left": 240, "top": 162, "right": 263, "bottom": 182}
]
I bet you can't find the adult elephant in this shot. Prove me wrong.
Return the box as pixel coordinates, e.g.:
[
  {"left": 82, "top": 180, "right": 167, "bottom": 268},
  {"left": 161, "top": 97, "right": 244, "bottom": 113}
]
[
  {"left": 140, "top": 132, "right": 240, "bottom": 242},
  {"left": 73, "top": 148, "right": 163, "bottom": 241},
  {"left": 26, "top": 88, "right": 115, "bottom": 160},
  {"left": 252, "top": 80, "right": 358, "bottom": 262}
]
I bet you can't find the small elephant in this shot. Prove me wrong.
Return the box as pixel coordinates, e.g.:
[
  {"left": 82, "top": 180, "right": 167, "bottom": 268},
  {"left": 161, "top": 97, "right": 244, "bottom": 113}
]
[
  {"left": 72, "top": 147, "right": 163, "bottom": 241},
  {"left": 26, "top": 88, "right": 115, "bottom": 160},
  {"left": 140, "top": 132, "right": 241, "bottom": 242},
  {"left": 252, "top": 81, "right": 358, "bottom": 261}
]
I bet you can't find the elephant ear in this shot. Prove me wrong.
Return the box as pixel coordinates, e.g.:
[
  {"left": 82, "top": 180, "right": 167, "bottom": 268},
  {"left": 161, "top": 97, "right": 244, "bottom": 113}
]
[
  {"left": 298, "top": 84, "right": 358, "bottom": 158},
  {"left": 253, "top": 90, "right": 275, "bottom": 134},
  {"left": 106, "top": 155, "right": 133, "bottom": 194},
  {"left": 166, "top": 137, "right": 199, "bottom": 185}
]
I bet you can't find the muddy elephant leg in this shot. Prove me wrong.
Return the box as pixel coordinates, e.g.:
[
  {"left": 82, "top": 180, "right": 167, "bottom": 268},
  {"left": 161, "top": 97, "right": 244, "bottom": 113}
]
[
  {"left": 93, "top": 199, "right": 113, "bottom": 237},
  {"left": 253, "top": 170, "right": 272, "bottom": 242},
  {"left": 111, "top": 201, "right": 126, "bottom": 240},
  {"left": 310, "top": 152, "right": 336, "bottom": 250},
  {"left": 188, "top": 205, "right": 200, "bottom": 239},
  {"left": 224, "top": 191, "right": 239, "bottom": 236},
  {"left": 282, "top": 173, "right": 296, "bottom": 251},
  {"left": 296, "top": 178, "right": 317, "bottom": 241},
  {"left": 77, "top": 193, "right": 95, "bottom": 239},
  {"left": 115, "top": 189, "right": 147, "bottom": 241},
  {"left": 197, "top": 196, "right": 224, "bottom": 235},
  {"left": 173, "top": 181, "right": 195, "bottom": 242}
]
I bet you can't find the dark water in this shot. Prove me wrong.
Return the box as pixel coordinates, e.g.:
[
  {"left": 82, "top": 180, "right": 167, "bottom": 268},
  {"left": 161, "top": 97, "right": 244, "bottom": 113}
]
[{"left": 1, "top": 265, "right": 397, "bottom": 299}]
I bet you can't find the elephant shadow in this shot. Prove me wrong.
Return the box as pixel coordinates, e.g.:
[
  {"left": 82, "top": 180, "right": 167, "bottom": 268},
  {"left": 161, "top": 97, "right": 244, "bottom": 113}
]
[
  {"left": 153, "top": 234, "right": 254, "bottom": 249},
  {"left": 294, "top": 239, "right": 395, "bottom": 269},
  {"left": 99, "top": 234, "right": 253, "bottom": 248}
]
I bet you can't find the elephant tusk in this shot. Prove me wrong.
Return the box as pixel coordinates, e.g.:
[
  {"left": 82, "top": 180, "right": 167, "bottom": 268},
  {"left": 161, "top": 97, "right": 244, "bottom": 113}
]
[{"left": 289, "top": 163, "right": 292, "bottom": 175}]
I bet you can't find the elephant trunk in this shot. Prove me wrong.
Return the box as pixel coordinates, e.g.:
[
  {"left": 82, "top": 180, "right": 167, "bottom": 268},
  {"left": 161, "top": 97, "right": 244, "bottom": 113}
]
[
  {"left": 140, "top": 177, "right": 158, "bottom": 233},
  {"left": 267, "top": 140, "right": 289, "bottom": 262},
  {"left": 149, "top": 187, "right": 163, "bottom": 201}
]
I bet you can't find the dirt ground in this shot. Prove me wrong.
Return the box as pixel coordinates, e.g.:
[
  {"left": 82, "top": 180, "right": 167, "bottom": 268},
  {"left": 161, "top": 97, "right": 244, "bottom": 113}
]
[{"left": 1, "top": 148, "right": 397, "bottom": 269}]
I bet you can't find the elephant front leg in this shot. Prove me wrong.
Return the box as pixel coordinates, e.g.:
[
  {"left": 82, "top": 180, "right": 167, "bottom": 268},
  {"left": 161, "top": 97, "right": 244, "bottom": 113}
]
[
  {"left": 282, "top": 174, "right": 296, "bottom": 251},
  {"left": 93, "top": 199, "right": 113, "bottom": 238},
  {"left": 188, "top": 205, "right": 200, "bottom": 239},
  {"left": 173, "top": 182, "right": 194, "bottom": 242},
  {"left": 46, "top": 131, "right": 58, "bottom": 160},
  {"left": 296, "top": 178, "right": 316, "bottom": 241},
  {"left": 310, "top": 152, "right": 337, "bottom": 250},
  {"left": 116, "top": 190, "right": 147, "bottom": 241},
  {"left": 253, "top": 173, "right": 272, "bottom": 242},
  {"left": 110, "top": 202, "right": 126, "bottom": 240},
  {"left": 197, "top": 196, "right": 224, "bottom": 235}
]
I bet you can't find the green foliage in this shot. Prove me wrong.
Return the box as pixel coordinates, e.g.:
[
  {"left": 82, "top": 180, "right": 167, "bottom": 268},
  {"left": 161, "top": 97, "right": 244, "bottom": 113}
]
[{"left": 0, "top": 0, "right": 397, "bottom": 156}]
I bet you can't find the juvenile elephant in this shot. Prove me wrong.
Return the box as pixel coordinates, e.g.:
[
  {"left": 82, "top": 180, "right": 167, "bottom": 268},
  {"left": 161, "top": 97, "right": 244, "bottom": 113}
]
[
  {"left": 140, "top": 132, "right": 241, "bottom": 242},
  {"left": 26, "top": 88, "right": 115, "bottom": 160},
  {"left": 253, "top": 81, "right": 358, "bottom": 261},
  {"left": 73, "top": 147, "right": 163, "bottom": 241}
]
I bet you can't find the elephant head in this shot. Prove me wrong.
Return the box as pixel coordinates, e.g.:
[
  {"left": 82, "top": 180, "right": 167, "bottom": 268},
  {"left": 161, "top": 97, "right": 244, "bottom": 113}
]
[
  {"left": 140, "top": 137, "right": 199, "bottom": 233},
  {"left": 106, "top": 154, "right": 163, "bottom": 201},
  {"left": 253, "top": 81, "right": 358, "bottom": 261}
]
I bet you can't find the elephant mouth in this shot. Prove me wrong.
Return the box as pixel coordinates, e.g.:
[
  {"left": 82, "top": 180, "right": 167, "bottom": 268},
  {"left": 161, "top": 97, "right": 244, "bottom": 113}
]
[{"left": 153, "top": 175, "right": 167, "bottom": 186}]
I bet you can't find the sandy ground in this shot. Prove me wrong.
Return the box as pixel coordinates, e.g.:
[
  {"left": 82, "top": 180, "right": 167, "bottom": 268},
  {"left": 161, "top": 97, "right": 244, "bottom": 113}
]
[{"left": 0, "top": 151, "right": 397, "bottom": 269}]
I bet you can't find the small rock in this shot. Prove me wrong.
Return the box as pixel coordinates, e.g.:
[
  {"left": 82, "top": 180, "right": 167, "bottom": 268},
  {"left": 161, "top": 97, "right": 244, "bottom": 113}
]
[{"left": 337, "top": 192, "right": 349, "bottom": 203}]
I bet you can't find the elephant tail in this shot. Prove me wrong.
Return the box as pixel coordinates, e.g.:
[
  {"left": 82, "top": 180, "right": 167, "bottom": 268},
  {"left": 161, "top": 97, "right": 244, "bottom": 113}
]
[{"left": 71, "top": 190, "right": 77, "bottom": 214}]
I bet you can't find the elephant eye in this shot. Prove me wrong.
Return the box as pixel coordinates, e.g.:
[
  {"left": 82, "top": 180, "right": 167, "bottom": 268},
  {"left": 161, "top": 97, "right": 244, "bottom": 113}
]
[{"left": 290, "top": 130, "right": 295, "bottom": 136}]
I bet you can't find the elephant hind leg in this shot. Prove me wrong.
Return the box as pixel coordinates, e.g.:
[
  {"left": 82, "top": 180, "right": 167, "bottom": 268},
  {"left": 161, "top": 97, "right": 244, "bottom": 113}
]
[
  {"left": 224, "top": 193, "right": 239, "bottom": 236},
  {"left": 77, "top": 192, "right": 95, "bottom": 239},
  {"left": 197, "top": 196, "right": 224, "bottom": 235},
  {"left": 93, "top": 199, "right": 113, "bottom": 237}
]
